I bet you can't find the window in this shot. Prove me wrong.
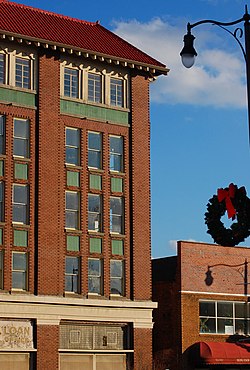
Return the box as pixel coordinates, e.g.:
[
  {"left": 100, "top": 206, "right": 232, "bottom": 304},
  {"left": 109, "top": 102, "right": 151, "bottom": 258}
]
[
  {"left": 110, "top": 197, "right": 124, "bottom": 234},
  {"left": 110, "top": 78, "right": 123, "bottom": 107},
  {"left": 88, "top": 194, "right": 101, "bottom": 232},
  {"left": 88, "top": 132, "right": 102, "bottom": 169},
  {"left": 12, "top": 252, "right": 28, "bottom": 290},
  {"left": 0, "top": 182, "right": 4, "bottom": 222},
  {"left": 110, "top": 136, "right": 123, "bottom": 172},
  {"left": 110, "top": 260, "right": 124, "bottom": 295},
  {"left": 64, "top": 68, "right": 79, "bottom": 98},
  {"left": 88, "top": 258, "right": 102, "bottom": 294},
  {"left": 0, "top": 250, "right": 3, "bottom": 289},
  {"left": 65, "top": 191, "right": 79, "bottom": 229},
  {"left": 199, "top": 300, "right": 249, "bottom": 335},
  {"left": 0, "top": 54, "right": 5, "bottom": 84},
  {"left": 0, "top": 116, "right": 5, "bottom": 155},
  {"left": 13, "top": 118, "right": 29, "bottom": 158},
  {"left": 15, "top": 57, "right": 30, "bottom": 89},
  {"left": 12, "top": 184, "right": 29, "bottom": 224},
  {"left": 88, "top": 73, "right": 102, "bottom": 103},
  {"left": 65, "top": 128, "right": 80, "bottom": 166},
  {"left": 65, "top": 256, "right": 79, "bottom": 293}
]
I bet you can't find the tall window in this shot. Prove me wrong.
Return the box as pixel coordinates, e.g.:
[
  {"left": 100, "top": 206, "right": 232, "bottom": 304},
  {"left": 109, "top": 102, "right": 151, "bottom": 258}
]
[
  {"left": 0, "top": 182, "right": 4, "bottom": 222},
  {"left": 88, "top": 132, "right": 102, "bottom": 169},
  {"left": 0, "top": 54, "right": 5, "bottom": 84},
  {"left": 64, "top": 68, "right": 79, "bottom": 98},
  {"left": 13, "top": 118, "right": 29, "bottom": 158},
  {"left": 15, "top": 57, "right": 30, "bottom": 89},
  {"left": 110, "top": 78, "right": 123, "bottom": 107},
  {"left": 110, "top": 260, "right": 124, "bottom": 295},
  {"left": 0, "top": 115, "right": 5, "bottom": 155},
  {"left": 88, "top": 194, "right": 101, "bottom": 232},
  {"left": 12, "top": 252, "right": 28, "bottom": 290},
  {"left": 110, "top": 197, "right": 124, "bottom": 234},
  {"left": 13, "top": 184, "right": 29, "bottom": 224},
  {"left": 65, "top": 127, "right": 80, "bottom": 166},
  {"left": 0, "top": 250, "right": 3, "bottom": 290},
  {"left": 65, "top": 191, "right": 79, "bottom": 229},
  {"left": 88, "top": 258, "right": 102, "bottom": 294},
  {"left": 110, "top": 136, "right": 123, "bottom": 172},
  {"left": 88, "top": 73, "right": 102, "bottom": 103},
  {"left": 65, "top": 256, "right": 79, "bottom": 293},
  {"left": 199, "top": 300, "right": 250, "bottom": 335}
]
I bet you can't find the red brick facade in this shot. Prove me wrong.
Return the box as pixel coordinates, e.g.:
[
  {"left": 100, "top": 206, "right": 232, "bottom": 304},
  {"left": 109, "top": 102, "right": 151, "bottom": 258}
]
[
  {"left": 153, "top": 241, "right": 250, "bottom": 370},
  {"left": 0, "top": 2, "right": 168, "bottom": 369}
]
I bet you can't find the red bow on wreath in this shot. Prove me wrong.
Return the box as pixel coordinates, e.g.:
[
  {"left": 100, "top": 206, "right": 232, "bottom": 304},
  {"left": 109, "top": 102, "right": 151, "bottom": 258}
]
[{"left": 217, "top": 183, "right": 237, "bottom": 219}]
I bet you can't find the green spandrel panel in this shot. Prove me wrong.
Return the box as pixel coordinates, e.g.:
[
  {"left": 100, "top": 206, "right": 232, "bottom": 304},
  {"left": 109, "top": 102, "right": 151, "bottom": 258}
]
[
  {"left": 112, "top": 239, "right": 124, "bottom": 255},
  {"left": 89, "top": 174, "right": 102, "bottom": 190},
  {"left": 0, "top": 229, "right": 2, "bottom": 245},
  {"left": 0, "top": 161, "right": 3, "bottom": 177},
  {"left": 67, "top": 171, "right": 80, "bottom": 187},
  {"left": 61, "top": 99, "right": 129, "bottom": 125},
  {"left": 67, "top": 235, "right": 80, "bottom": 251},
  {"left": 14, "top": 230, "right": 28, "bottom": 247},
  {"left": 0, "top": 87, "right": 36, "bottom": 107},
  {"left": 89, "top": 237, "right": 102, "bottom": 253},
  {"left": 111, "top": 177, "right": 123, "bottom": 193},
  {"left": 15, "top": 163, "right": 28, "bottom": 180}
]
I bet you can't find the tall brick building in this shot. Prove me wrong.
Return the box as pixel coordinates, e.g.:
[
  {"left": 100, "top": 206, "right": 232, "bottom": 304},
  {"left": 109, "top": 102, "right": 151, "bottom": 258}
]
[
  {"left": 0, "top": 1, "right": 168, "bottom": 369},
  {"left": 153, "top": 241, "right": 250, "bottom": 370}
]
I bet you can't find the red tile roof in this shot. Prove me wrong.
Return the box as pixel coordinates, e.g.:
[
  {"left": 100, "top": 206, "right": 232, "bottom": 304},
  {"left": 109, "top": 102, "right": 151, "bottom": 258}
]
[{"left": 0, "top": 0, "right": 168, "bottom": 73}]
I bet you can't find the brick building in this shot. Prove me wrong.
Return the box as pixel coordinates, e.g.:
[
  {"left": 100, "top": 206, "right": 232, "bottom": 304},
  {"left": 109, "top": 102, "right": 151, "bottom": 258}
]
[
  {"left": 153, "top": 241, "right": 250, "bottom": 370},
  {"left": 0, "top": 1, "right": 168, "bottom": 369}
]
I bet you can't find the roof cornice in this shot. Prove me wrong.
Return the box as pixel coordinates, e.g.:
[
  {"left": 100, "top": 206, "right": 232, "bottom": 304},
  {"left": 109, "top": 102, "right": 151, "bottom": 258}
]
[{"left": 0, "top": 30, "right": 169, "bottom": 78}]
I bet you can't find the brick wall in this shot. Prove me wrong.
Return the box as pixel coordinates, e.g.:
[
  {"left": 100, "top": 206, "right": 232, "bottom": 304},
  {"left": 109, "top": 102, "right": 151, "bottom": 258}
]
[
  {"left": 36, "top": 324, "right": 59, "bottom": 370},
  {"left": 134, "top": 327, "right": 153, "bottom": 370},
  {"left": 36, "top": 51, "right": 64, "bottom": 295},
  {"left": 130, "top": 74, "right": 152, "bottom": 301}
]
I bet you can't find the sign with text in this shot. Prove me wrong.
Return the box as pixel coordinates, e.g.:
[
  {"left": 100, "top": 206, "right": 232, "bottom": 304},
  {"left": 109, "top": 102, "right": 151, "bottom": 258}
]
[{"left": 0, "top": 320, "right": 33, "bottom": 349}]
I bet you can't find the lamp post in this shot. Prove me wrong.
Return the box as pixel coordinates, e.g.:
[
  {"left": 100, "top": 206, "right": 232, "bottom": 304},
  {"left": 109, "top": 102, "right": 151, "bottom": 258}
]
[{"left": 180, "top": 5, "right": 250, "bottom": 144}]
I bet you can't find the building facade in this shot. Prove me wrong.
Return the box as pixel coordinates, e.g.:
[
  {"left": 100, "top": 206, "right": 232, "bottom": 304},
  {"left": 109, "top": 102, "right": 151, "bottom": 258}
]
[
  {"left": 0, "top": 1, "right": 168, "bottom": 369},
  {"left": 153, "top": 241, "right": 250, "bottom": 370}
]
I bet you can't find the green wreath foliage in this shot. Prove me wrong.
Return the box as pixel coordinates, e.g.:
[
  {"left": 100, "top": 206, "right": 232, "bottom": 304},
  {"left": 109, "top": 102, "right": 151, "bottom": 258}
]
[{"left": 205, "top": 185, "right": 250, "bottom": 246}]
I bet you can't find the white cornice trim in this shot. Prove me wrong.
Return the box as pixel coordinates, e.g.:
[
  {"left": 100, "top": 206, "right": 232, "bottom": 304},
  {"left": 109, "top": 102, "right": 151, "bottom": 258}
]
[{"left": 181, "top": 290, "right": 247, "bottom": 297}]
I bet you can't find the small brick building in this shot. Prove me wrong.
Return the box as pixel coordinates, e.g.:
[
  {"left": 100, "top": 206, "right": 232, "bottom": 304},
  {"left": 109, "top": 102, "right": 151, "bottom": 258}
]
[
  {"left": 153, "top": 241, "right": 250, "bottom": 370},
  {"left": 0, "top": 1, "right": 168, "bottom": 369}
]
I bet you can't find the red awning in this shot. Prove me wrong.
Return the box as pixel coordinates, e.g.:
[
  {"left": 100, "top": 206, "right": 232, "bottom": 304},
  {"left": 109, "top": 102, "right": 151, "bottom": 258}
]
[{"left": 193, "top": 341, "right": 250, "bottom": 365}]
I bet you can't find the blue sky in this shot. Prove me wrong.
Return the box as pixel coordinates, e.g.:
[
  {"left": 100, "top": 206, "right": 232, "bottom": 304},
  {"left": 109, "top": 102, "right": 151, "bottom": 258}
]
[{"left": 13, "top": 0, "right": 250, "bottom": 257}]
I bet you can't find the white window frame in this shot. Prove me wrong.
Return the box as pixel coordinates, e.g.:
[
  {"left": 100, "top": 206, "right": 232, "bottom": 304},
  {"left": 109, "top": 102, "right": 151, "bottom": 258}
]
[
  {"left": 64, "top": 67, "right": 80, "bottom": 99},
  {"left": 199, "top": 300, "right": 249, "bottom": 335},
  {"left": 109, "top": 135, "right": 124, "bottom": 173},
  {"left": 13, "top": 118, "right": 29, "bottom": 159},
  {"left": 0, "top": 115, "right": 5, "bottom": 155},
  {"left": 12, "top": 251, "right": 28, "bottom": 291},
  {"left": 65, "top": 256, "right": 79, "bottom": 293},
  {"left": 65, "top": 127, "right": 80, "bottom": 166},
  {"left": 0, "top": 182, "right": 4, "bottom": 223},
  {"left": 88, "top": 194, "right": 102, "bottom": 232},
  {"left": 12, "top": 184, "right": 29, "bottom": 225},
  {"left": 110, "top": 259, "right": 124, "bottom": 296},
  {"left": 110, "top": 197, "right": 124, "bottom": 235},
  {"left": 0, "top": 51, "right": 7, "bottom": 85},
  {"left": 88, "top": 258, "right": 103, "bottom": 295},
  {"left": 88, "top": 131, "right": 102, "bottom": 169},
  {"left": 87, "top": 71, "right": 103, "bottom": 103},
  {"left": 65, "top": 191, "right": 80, "bottom": 230},
  {"left": 0, "top": 250, "right": 3, "bottom": 290}
]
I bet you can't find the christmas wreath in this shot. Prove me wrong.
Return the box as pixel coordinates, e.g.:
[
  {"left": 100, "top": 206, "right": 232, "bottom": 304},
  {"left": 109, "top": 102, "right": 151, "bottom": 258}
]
[{"left": 205, "top": 183, "right": 250, "bottom": 246}]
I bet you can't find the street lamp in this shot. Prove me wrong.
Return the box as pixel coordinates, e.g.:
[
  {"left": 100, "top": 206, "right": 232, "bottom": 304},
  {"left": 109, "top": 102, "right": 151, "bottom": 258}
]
[{"left": 180, "top": 5, "right": 250, "bottom": 143}]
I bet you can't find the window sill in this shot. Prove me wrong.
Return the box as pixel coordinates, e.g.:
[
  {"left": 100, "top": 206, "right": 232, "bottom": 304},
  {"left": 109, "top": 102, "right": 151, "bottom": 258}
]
[
  {"left": 65, "top": 164, "right": 82, "bottom": 170},
  {"left": 12, "top": 223, "right": 30, "bottom": 229},
  {"left": 88, "top": 231, "right": 104, "bottom": 236},
  {"left": 61, "top": 96, "right": 130, "bottom": 112},
  {"left": 0, "top": 84, "right": 36, "bottom": 94},
  {"left": 65, "top": 228, "right": 82, "bottom": 234},
  {"left": 13, "top": 156, "right": 31, "bottom": 162},
  {"left": 110, "top": 233, "right": 126, "bottom": 238},
  {"left": 64, "top": 292, "right": 82, "bottom": 298}
]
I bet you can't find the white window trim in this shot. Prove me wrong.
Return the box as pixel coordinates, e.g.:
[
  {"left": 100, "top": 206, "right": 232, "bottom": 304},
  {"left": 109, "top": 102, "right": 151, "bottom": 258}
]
[
  {"left": 12, "top": 251, "right": 28, "bottom": 291},
  {"left": 88, "top": 131, "right": 102, "bottom": 170},
  {"left": 65, "top": 190, "right": 80, "bottom": 230},
  {"left": 9, "top": 50, "right": 35, "bottom": 90},
  {"left": 12, "top": 184, "right": 29, "bottom": 225}
]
